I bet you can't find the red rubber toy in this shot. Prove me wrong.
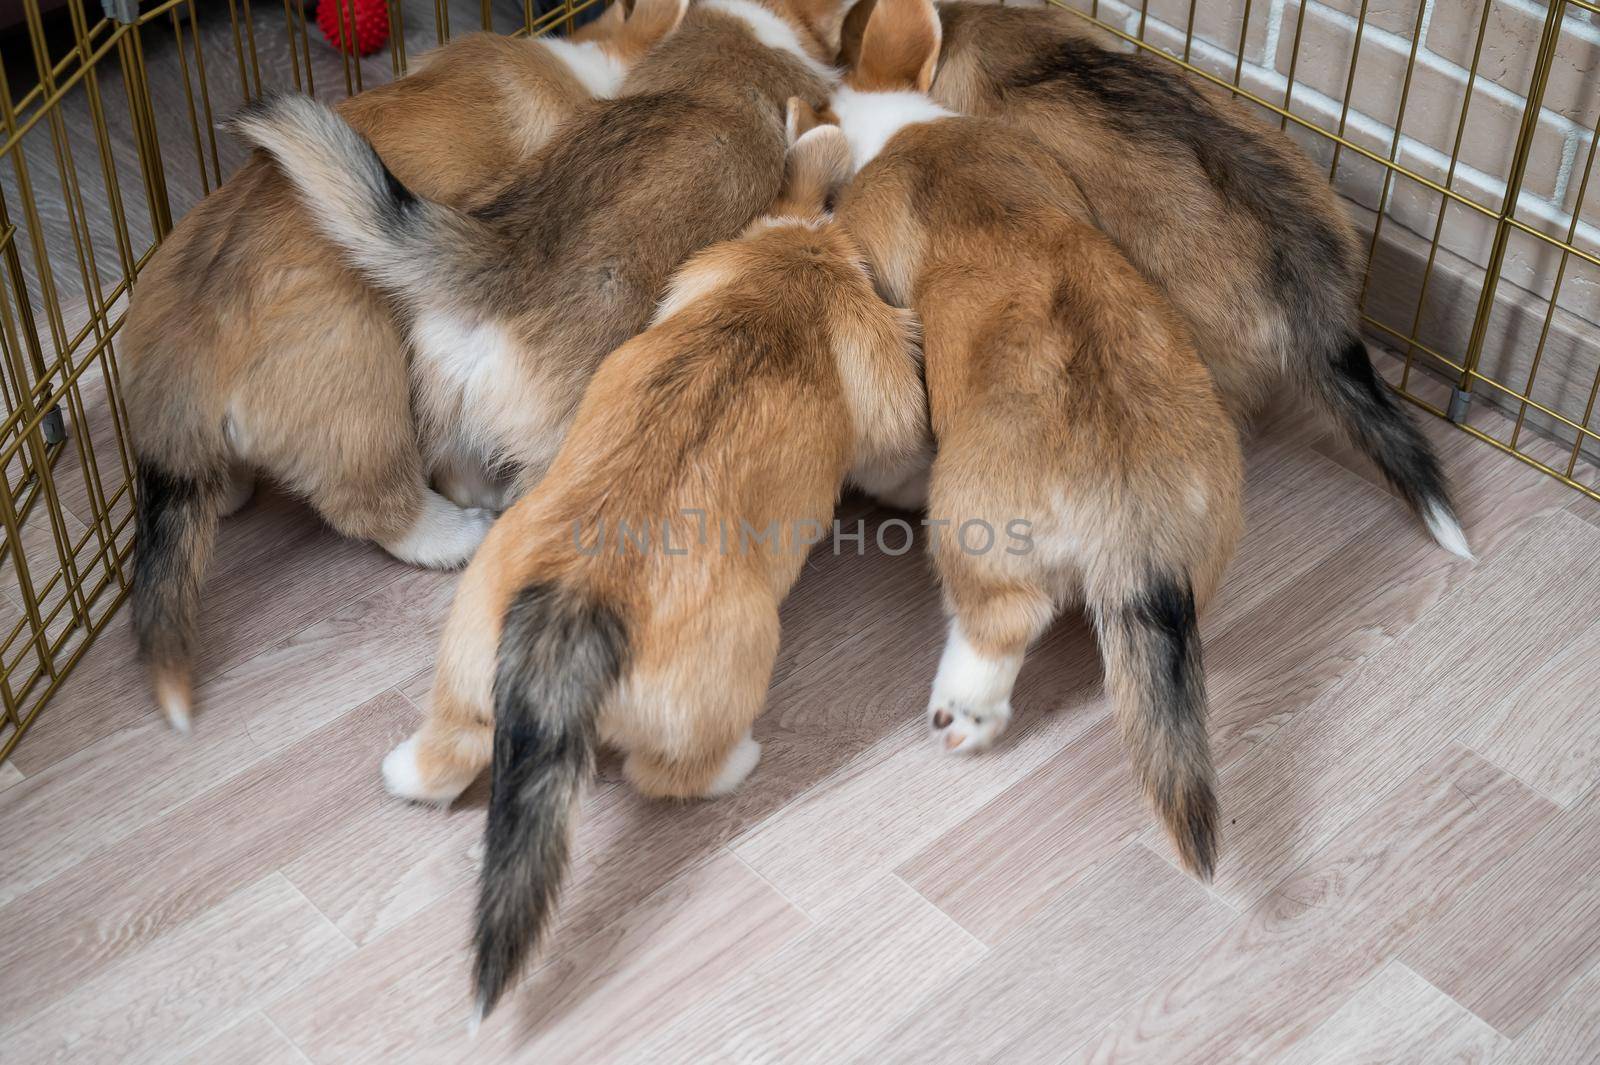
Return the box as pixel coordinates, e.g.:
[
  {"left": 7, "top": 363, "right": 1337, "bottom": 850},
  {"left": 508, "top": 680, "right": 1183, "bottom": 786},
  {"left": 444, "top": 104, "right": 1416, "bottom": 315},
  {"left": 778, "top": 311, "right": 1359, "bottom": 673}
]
[{"left": 317, "top": 0, "right": 389, "bottom": 57}]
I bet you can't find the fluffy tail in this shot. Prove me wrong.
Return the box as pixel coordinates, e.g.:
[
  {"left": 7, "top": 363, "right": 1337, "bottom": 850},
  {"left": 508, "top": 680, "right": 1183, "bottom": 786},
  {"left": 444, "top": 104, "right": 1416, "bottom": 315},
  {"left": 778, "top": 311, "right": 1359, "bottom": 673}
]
[
  {"left": 1094, "top": 574, "right": 1218, "bottom": 879},
  {"left": 228, "top": 93, "right": 481, "bottom": 298},
  {"left": 473, "top": 584, "right": 629, "bottom": 1023},
  {"left": 1312, "top": 334, "right": 1471, "bottom": 559},
  {"left": 131, "top": 461, "right": 223, "bottom": 732}
]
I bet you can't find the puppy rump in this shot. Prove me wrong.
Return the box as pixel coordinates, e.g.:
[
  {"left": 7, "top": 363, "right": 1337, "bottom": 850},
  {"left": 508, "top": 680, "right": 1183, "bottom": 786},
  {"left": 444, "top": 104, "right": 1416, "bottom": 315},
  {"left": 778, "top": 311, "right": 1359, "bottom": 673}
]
[
  {"left": 131, "top": 460, "right": 224, "bottom": 733},
  {"left": 230, "top": 93, "right": 484, "bottom": 301},
  {"left": 1094, "top": 574, "right": 1218, "bottom": 879},
  {"left": 474, "top": 584, "right": 629, "bottom": 1022}
]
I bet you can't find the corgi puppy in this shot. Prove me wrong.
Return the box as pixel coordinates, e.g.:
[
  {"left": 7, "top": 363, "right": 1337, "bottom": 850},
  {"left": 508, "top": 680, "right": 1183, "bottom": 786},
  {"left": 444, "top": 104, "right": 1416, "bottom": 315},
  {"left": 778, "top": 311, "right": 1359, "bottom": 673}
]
[
  {"left": 126, "top": 0, "right": 687, "bottom": 732},
  {"left": 833, "top": 0, "right": 1243, "bottom": 878},
  {"left": 836, "top": 0, "right": 1466, "bottom": 557},
  {"left": 379, "top": 105, "right": 925, "bottom": 1020},
  {"left": 233, "top": 0, "right": 843, "bottom": 501}
]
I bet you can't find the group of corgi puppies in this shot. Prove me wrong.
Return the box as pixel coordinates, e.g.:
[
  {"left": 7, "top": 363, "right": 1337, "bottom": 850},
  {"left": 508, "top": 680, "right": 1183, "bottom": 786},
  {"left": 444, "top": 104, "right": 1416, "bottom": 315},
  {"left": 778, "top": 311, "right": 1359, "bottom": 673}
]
[{"left": 125, "top": 0, "right": 1469, "bottom": 1023}]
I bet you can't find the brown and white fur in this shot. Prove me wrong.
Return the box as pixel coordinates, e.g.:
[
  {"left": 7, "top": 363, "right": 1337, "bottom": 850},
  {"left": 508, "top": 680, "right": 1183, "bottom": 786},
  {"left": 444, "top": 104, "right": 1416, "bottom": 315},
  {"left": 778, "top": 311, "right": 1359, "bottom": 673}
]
[
  {"left": 126, "top": 1, "right": 685, "bottom": 732},
  {"left": 836, "top": 0, "right": 1467, "bottom": 558},
  {"left": 233, "top": 0, "right": 843, "bottom": 503},
  {"left": 381, "top": 106, "right": 925, "bottom": 1020},
  {"left": 834, "top": 0, "right": 1242, "bottom": 878}
]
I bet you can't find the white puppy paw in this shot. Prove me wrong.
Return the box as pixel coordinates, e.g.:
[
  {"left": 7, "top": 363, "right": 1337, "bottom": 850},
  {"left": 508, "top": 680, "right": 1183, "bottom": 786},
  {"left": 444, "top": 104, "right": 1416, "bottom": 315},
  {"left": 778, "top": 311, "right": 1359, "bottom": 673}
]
[
  {"left": 382, "top": 734, "right": 465, "bottom": 805},
  {"left": 380, "top": 491, "right": 495, "bottom": 569},
  {"left": 928, "top": 696, "right": 1011, "bottom": 754},
  {"left": 704, "top": 733, "right": 762, "bottom": 797}
]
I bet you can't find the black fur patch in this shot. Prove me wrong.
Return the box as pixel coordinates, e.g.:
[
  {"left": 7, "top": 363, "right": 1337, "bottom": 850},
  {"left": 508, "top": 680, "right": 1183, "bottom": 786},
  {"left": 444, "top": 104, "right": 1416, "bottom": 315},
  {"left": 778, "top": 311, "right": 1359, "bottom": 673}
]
[
  {"left": 1123, "top": 575, "right": 1198, "bottom": 699},
  {"left": 379, "top": 158, "right": 417, "bottom": 209},
  {"left": 131, "top": 461, "right": 215, "bottom": 663},
  {"left": 474, "top": 584, "right": 629, "bottom": 1020}
]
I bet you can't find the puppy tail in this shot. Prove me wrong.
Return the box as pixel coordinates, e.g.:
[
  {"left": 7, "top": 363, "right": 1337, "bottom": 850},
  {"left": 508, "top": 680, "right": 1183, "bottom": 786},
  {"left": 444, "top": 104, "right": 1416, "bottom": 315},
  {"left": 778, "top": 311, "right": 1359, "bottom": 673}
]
[
  {"left": 131, "top": 460, "right": 225, "bottom": 733},
  {"left": 228, "top": 93, "right": 480, "bottom": 301},
  {"left": 1309, "top": 334, "right": 1470, "bottom": 559},
  {"left": 1093, "top": 573, "right": 1219, "bottom": 880},
  {"left": 473, "top": 583, "right": 628, "bottom": 1023}
]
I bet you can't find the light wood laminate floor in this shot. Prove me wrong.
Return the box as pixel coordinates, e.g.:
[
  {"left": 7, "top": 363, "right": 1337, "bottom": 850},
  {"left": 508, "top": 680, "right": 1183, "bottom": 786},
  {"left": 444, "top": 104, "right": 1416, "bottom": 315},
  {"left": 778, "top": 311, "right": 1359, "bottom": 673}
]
[{"left": 2, "top": 356, "right": 1600, "bottom": 1063}]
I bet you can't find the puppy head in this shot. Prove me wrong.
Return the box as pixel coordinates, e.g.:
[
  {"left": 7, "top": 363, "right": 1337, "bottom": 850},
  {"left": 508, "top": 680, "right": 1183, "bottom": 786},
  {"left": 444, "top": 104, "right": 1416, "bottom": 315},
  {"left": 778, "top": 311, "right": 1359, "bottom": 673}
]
[
  {"left": 765, "top": 97, "right": 853, "bottom": 219},
  {"left": 843, "top": 0, "right": 939, "bottom": 92},
  {"left": 572, "top": 0, "right": 690, "bottom": 61}
]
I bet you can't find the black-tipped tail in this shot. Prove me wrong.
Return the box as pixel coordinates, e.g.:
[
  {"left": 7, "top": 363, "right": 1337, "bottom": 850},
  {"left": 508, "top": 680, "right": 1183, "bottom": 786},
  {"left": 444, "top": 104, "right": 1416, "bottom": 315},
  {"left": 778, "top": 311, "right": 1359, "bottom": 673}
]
[
  {"left": 1313, "top": 335, "right": 1470, "bottom": 558},
  {"left": 473, "top": 584, "right": 628, "bottom": 1021},
  {"left": 131, "top": 461, "right": 223, "bottom": 731},
  {"left": 1095, "top": 575, "right": 1218, "bottom": 880}
]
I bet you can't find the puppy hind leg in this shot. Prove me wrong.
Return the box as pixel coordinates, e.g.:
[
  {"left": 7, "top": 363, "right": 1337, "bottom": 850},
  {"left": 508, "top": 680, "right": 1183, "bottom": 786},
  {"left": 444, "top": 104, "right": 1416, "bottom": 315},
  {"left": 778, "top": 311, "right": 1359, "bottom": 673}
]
[
  {"left": 620, "top": 624, "right": 776, "bottom": 800},
  {"left": 626, "top": 728, "right": 763, "bottom": 800},
  {"left": 379, "top": 488, "right": 495, "bottom": 569},
  {"left": 279, "top": 410, "right": 492, "bottom": 568},
  {"left": 929, "top": 575, "right": 1056, "bottom": 755},
  {"left": 383, "top": 566, "right": 502, "bottom": 804},
  {"left": 383, "top": 716, "right": 493, "bottom": 805}
]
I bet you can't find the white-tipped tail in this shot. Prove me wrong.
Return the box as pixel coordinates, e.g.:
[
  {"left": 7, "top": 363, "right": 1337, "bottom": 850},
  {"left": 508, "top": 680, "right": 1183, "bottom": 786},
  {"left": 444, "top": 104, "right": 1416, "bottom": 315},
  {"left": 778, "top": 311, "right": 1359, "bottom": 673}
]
[
  {"left": 1424, "top": 502, "right": 1474, "bottom": 560},
  {"left": 155, "top": 675, "right": 192, "bottom": 733}
]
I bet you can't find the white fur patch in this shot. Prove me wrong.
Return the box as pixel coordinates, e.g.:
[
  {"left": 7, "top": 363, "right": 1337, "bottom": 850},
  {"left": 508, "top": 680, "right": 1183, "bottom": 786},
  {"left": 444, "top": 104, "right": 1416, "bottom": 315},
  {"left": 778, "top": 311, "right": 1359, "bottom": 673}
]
[
  {"left": 1424, "top": 502, "right": 1474, "bottom": 560},
  {"left": 831, "top": 86, "right": 955, "bottom": 171},
  {"left": 408, "top": 309, "right": 565, "bottom": 470},
  {"left": 928, "top": 621, "right": 1021, "bottom": 754},
  {"left": 412, "top": 311, "right": 523, "bottom": 399},
  {"left": 701, "top": 0, "right": 837, "bottom": 82},
  {"left": 380, "top": 490, "right": 494, "bottom": 569},
  {"left": 540, "top": 37, "right": 629, "bottom": 98},
  {"left": 705, "top": 733, "right": 762, "bottom": 796}
]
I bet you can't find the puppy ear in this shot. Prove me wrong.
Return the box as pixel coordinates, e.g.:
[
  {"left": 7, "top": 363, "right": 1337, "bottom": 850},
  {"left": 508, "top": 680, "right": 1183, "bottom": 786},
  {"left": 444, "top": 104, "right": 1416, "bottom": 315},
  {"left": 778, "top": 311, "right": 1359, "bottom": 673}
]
[
  {"left": 786, "top": 97, "right": 824, "bottom": 146},
  {"left": 590, "top": 0, "right": 630, "bottom": 34},
  {"left": 837, "top": 0, "right": 876, "bottom": 69},
  {"left": 773, "top": 124, "right": 853, "bottom": 216},
  {"left": 622, "top": 0, "right": 689, "bottom": 46},
  {"left": 852, "top": 0, "right": 940, "bottom": 93}
]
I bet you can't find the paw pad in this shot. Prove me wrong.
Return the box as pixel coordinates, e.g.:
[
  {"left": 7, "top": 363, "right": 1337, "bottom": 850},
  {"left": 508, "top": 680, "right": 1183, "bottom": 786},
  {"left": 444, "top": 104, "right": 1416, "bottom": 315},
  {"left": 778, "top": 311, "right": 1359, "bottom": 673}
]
[{"left": 927, "top": 698, "right": 1011, "bottom": 755}]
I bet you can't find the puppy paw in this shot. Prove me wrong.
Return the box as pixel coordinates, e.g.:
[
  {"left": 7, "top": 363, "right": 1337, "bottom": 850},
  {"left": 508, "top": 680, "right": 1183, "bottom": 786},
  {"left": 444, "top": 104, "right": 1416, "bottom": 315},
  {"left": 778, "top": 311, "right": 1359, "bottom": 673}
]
[
  {"left": 704, "top": 733, "right": 762, "bottom": 797},
  {"left": 381, "top": 493, "right": 495, "bottom": 569},
  {"left": 928, "top": 697, "right": 1011, "bottom": 754},
  {"left": 382, "top": 735, "right": 465, "bottom": 805}
]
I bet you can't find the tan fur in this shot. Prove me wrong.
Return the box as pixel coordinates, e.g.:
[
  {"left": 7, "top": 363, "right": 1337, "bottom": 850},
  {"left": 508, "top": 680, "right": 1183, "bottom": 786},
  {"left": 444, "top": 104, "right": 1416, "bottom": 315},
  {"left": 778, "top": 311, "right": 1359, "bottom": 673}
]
[
  {"left": 834, "top": 0, "right": 1241, "bottom": 877},
  {"left": 124, "top": 3, "right": 684, "bottom": 730},
  {"left": 392, "top": 113, "right": 924, "bottom": 805}
]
